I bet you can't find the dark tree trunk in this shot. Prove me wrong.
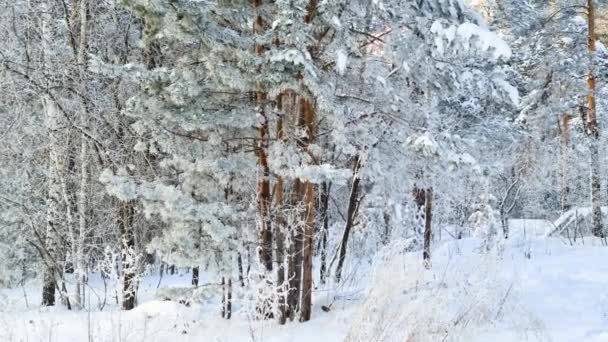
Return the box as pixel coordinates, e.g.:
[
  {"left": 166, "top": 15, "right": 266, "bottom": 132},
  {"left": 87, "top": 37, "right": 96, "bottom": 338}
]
[
  {"left": 423, "top": 189, "right": 433, "bottom": 268},
  {"left": 287, "top": 179, "right": 303, "bottom": 321},
  {"left": 274, "top": 180, "right": 287, "bottom": 323},
  {"left": 300, "top": 180, "right": 314, "bottom": 322},
  {"left": 237, "top": 252, "right": 245, "bottom": 287},
  {"left": 257, "top": 171, "right": 274, "bottom": 272},
  {"left": 41, "top": 268, "right": 56, "bottom": 306},
  {"left": 246, "top": 248, "right": 251, "bottom": 283},
  {"left": 119, "top": 200, "right": 136, "bottom": 310},
  {"left": 382, "top": 210, "right": 391, "bottom": 245},
  {"left": 275, "top": 94, "right": 288, "bottom": 324},
  {"left": 192, "top": 223, "right": 201, "bottom": 287},
  {"left": 251, "top": 0, "right": 273, "bottom": 274},
  {"left": 221, "top": 277, "right": 226, "bottom": 318},
  {"left": 335, "top": 156, "right": 362, "bottom": 283},
  {"left": 227, "top": 278, "right": 232, "bottom": 319},
  {"left": 191, "top": 267, "right": 199, "bottom": 287},
  {"left": 319, "top": 181, "right": 331, "bottom": 285},
  {"left": 221, "top": 277, "right": 232, "bottom": 319},
  {"left": 413, "top": 186, "right": 426, "bottom": 235}
]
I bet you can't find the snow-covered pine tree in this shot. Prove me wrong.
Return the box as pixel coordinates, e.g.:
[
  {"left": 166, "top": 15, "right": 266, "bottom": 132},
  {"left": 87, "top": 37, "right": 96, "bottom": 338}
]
[{"left": 375, "top": 0, "right": 519, "bottom": 264}]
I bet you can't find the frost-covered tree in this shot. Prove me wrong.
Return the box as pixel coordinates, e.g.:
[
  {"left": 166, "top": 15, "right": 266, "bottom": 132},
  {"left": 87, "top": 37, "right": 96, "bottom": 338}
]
[
  {"left": 1, "top": 0, "right": 152, "bottom": 309},
  {"left": 369, "top": 0, "right": 519, "bottom": 265},
  {"left": 479, "top": 0, "right": 608, "bottom": 237},
  {"left": 6, "top": 0, "right": 608, "bottom": 334}
]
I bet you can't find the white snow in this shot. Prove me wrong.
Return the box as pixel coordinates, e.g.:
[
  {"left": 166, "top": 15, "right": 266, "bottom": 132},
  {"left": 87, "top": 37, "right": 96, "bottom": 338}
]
[
  {"left": 430, "top": 20, "right": 512, "bottom": 60},
  {"left": 4, "top": 238, "right": 608, "bottom": 341},
  {"left": 495, "top": 78, "right": 520, "bottom": 106},
  {"left": 456, "top": 22, "right": 512, "bottom": 60},
  {"left": 508, "top": 219, "right": 552, "bottom": 238},
  {"left": 336, "top": 49, "right": 348, "bottom": 76}
]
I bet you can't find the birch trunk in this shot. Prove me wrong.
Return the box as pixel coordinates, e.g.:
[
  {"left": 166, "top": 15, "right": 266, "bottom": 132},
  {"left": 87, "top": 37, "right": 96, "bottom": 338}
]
[
  {"left": 40, "top": 1, "right": 62, "bottom": 307},
  {"left": 74, "top": 0, "right": 89, "bottom": 309}
]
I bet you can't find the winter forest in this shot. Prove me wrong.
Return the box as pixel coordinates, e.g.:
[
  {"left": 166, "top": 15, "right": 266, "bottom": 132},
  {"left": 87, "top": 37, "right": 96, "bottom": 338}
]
[{"left": 5, "top": 0, "right": 608, "bottom": 340}]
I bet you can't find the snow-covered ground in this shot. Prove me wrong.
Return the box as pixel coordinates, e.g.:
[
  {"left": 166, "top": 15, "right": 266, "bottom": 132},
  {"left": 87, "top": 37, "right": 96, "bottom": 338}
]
[{"left": 3, "top": 233, "right": 608, "bottom": 341}]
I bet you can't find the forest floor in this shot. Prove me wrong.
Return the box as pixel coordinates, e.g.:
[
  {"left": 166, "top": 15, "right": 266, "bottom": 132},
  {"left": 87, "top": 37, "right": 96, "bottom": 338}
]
[{"left": 2, "top": 226, "right": 608, "bottom": 341}]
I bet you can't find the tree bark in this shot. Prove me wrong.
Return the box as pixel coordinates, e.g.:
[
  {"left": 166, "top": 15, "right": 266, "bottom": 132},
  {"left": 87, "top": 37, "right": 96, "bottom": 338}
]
[
  {"left": 560, "top": 114, "right": 571, "bottom": 213},
  {"left": 423, "top": 189, "right": 433, "bottom": 268},
  {"left": 40, "top": 0, "right": 61, "bottom": 308},
  {"left": 237, "top": 252, "right": 245, "bottom": 287},
  {"left": 41, "top": 97, "right": 62, "bottom": 307},
  {"left": 118, "top": 200, "right": 136, "bottom": 310},
  {"left": 274, "top": 94, "right": 287, "bottom": 324},
  {"left": 192, "top": 267, "right": 199, "bottom": 287},
  {"left": 252, "top": 0, "right": 273, "bottom": 274},
  {"left": 72, "top": 0, "right": 90, "bottom": 309},
  {"left": 319, "top": 181, "right": 331, "bottom": 285},
  {"left": 300, "top": 180, "right": 314, "bottom": 322},
  {"left": 251, "top": 0, "right": 274, "bottom": 319},
  {"left": 413, "top": 186, "right": 426, "bottom": 235},
  {"left": 299, "top": 97, "right": 316, "bottom": 322},
  {"left": 41, "top": 267, "right": 56, "bottom": 307},
  {"left": 587, "top": 0, "right": 604, "bottom": 238},
  {"left": 287, "top": 179, "right": 303, "bottom": 321},
  {"left": 382, "top": 210, "right": 391, "bottom": 245},
  {"left": 221, "top": 276, "right": 232, "bottom": 319},
  {"left": 335, "top": 155, "right": 362, "bottom": 283}
]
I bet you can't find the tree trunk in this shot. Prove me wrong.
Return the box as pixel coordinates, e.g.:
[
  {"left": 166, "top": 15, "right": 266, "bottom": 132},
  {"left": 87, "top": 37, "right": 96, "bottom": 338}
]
[
  {"left": 287, "top": 179, "right": 303, "bottom": 321},
  {"left": 413, "top": 187, "right": 426, "bottom": 236},
  {"left": 319, "top": 181, "right": 331, "bottom": 284},
  {"left": 237, "top": 252, "right": 245, "bottom": 287},
  {"left": 500, "top": 207, "right": 508, "bottom": 239},
  {"left": 252, "top": 0, "right": 274, "bottom": 319},
  {"left": 335, "top": 156, "right": 362, "bottom": 283},
  {"left": 299, "top": 97, "right": 316, "bottom": 322},
  {"left": 41, "top": 95, "right": 64, "bottom": 307},
  {"left": 587, "top": 0, "right": 604, "bottom": 238},
  {"left": 118, "top": 200, "right": 136, "bottom": 310},
  {"left": 560, "top": 114, "right": 571, "bottom": 213},
  {"left": 73, "top": 0, "right": 90, "bottom": 309},
  {"left": 221, "top": 276, "right": 232, "bottom": 319},
  {"left": 423, "top": 189, "right": 433, "bottom": 268},
  {"left": 382, "top": 210, "right": 391, "bottom": 245},
  {"left": 300, "top": 180, "right": 315, "bottom": 322},
  {"left": 221, "top": 277, "right": 226, "bottom": 317},
  {"left": 192, "top": 223, "right": 201, "bottom": 287},
  {"left": 41, "top": 267, "right": 56, "bottom": 307},
  {"left": 40, "top": 0, "right": 61, "bottom": 308},
  {"left": 192, "top": 267, "right": 199, "bottom": 287},
  {"left": 274, "top": 93, "right": 288, "bottom": 324},
  {"left": 251, "top": 0, "right": 273, "bottom": 274},
  {"left": 257, "top": 147, "right": 273, "bottom": 271},
  {"left": 74, "top": 137, "right": 89, "bottom": 308}
]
